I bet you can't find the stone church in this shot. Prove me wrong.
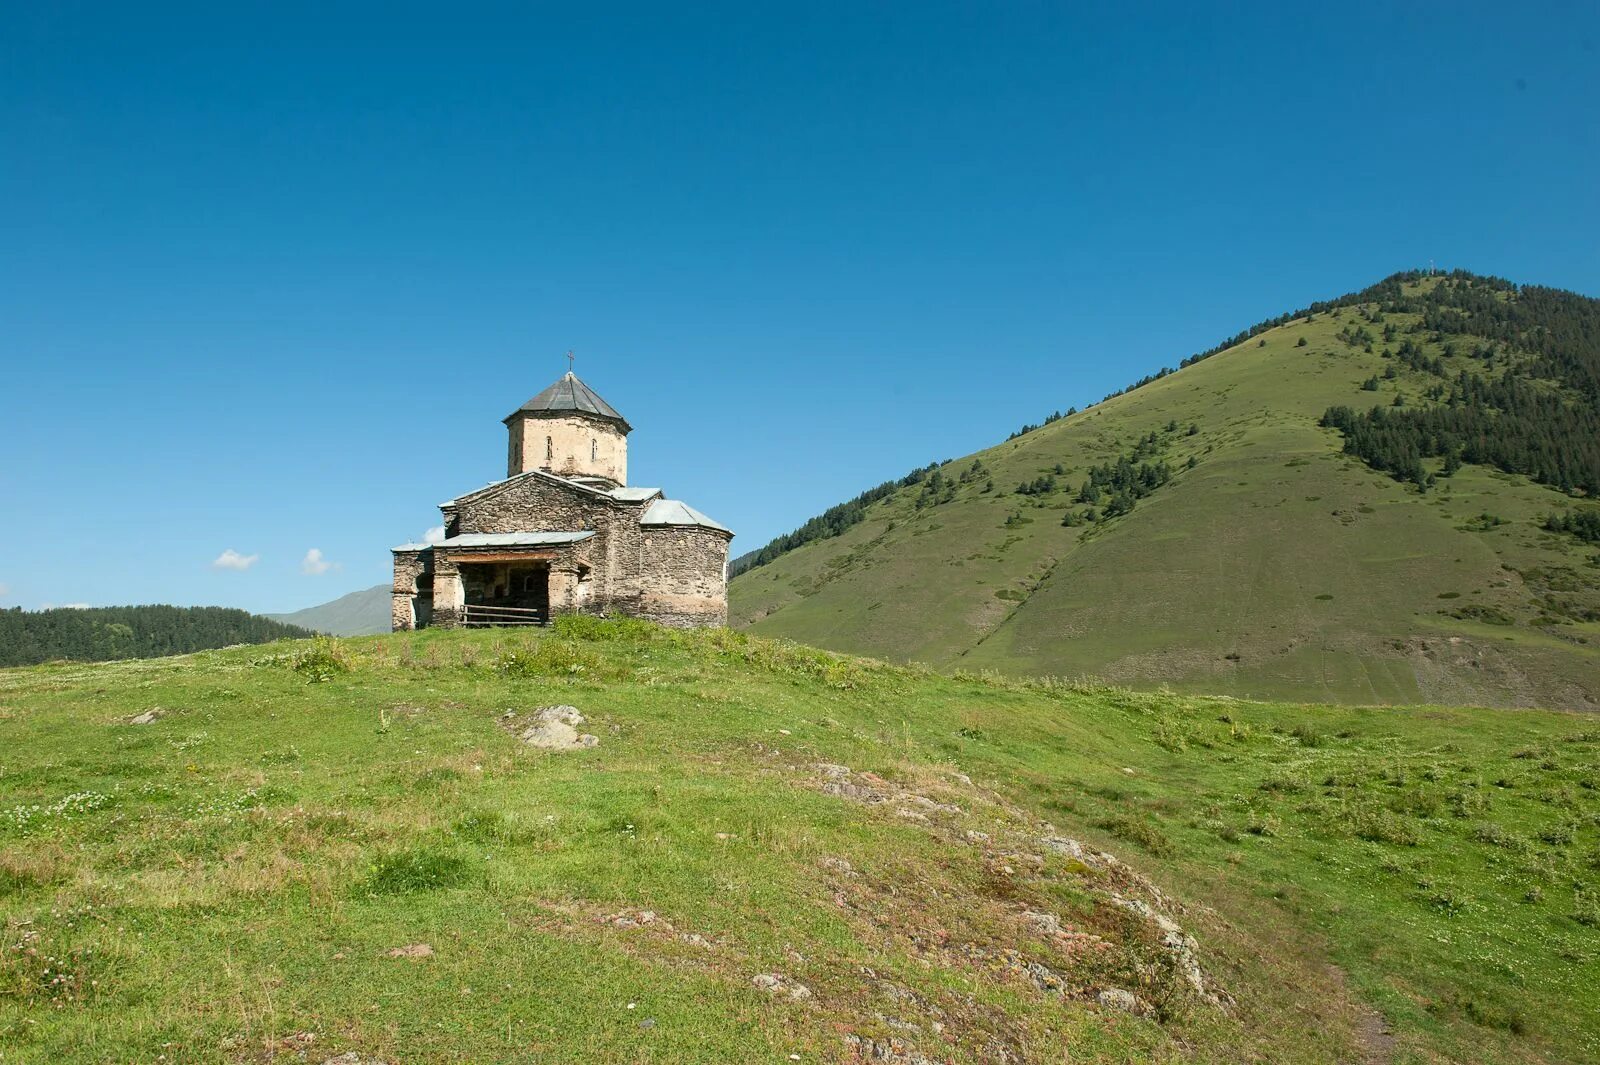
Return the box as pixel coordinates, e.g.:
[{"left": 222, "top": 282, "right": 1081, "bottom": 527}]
[{"left": 391, "top": 370, "right": 733, "bottom": 630}]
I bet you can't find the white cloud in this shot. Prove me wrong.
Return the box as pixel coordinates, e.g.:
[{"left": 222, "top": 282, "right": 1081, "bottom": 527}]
[
  {"left": 300, "top": 548, "right": 340, "bottom": 575},
  {"left": 211, "top": 549, "right": 259, "bottom": 571},
  {"left": 424, "top": 526, "right": 446, "bottom": 544},
  {"left": 40, "top": 602, "right": 91, "bottom": 610},
  {"left": 0, "top": 582, "right": 10, "bottom": 599}
]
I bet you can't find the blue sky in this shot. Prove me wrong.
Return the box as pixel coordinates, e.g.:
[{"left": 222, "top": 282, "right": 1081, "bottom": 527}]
[{"left": 2, "top": 2, "right": 1597, "bottom": 613}]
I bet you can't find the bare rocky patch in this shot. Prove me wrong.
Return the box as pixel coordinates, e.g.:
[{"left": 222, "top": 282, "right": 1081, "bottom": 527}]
[
  {"left": 497, "top": 705, "right": 599, "bottom": 750},
  {"left": 800, "top": 757, "right": 1235, "bottom": 1034},
  {"left": 383, "top": 943, "right": 433, "bottom": 960}
]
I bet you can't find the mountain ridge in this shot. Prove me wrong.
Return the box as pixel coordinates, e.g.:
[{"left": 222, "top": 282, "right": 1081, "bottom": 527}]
[
  {"left": 267, "top": 583, "right": 392, "bottom": 636},
  {"left": 730, "top": 271, "right": 1600, "bottom": 710}
]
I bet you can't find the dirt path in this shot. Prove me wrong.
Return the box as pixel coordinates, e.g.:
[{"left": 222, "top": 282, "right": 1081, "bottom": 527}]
[{"left": 1326, "top": 964, "right": 1397, "bottom": 1064}]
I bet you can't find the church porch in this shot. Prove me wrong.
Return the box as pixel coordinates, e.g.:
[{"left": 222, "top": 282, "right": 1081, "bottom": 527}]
[{"left": 420, "top": 532, "right": 595, "bottom": 630}]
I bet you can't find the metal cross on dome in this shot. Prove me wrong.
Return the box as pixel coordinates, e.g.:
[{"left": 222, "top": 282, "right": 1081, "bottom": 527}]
[{"left": 567, "top": 350, "right": 575, "bottom": 373}]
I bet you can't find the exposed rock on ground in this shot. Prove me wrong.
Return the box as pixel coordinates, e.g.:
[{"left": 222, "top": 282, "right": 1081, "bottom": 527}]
[
  {"left": 753, "top": 972, "right": 813, "bottom": 1001},
  {"left": 844, "top": 1033, "right": 937, "bottom": 1064},
  {"left": 811, "top": 763, "right": 961, "bottom": 815},
  {"left": 498, "top": 705, "right": 599, "bottom": 750},
  {"left": 800, "top": 759, "right": 1235, "bottom": 1024},
  {"left": 1097, "top": 987, "right": 1148, "bottom": 1015},
  {"left": 599, "top": 908, "right": 670, "bottom": 932},
  {"left": 1111, "top": 894, "right": 1223, "bottom": 1004}
]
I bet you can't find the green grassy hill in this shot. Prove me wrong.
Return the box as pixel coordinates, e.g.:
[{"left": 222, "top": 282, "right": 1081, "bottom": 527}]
[
  {"left": 731, "top": 273, "right": 1600, "bottom": 710},
  {"left": 1, "top": 622, "right": 1596, "bottom": 1062}
]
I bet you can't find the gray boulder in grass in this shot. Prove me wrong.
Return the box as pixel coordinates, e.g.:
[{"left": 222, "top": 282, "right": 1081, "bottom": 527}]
[{"left": 502, "top": 705, "right": 600, "bottom": 750}]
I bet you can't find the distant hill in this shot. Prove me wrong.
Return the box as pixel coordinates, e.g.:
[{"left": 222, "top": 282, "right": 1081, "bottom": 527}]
[
  {"left": 269, "top": 584, "right": 391, "bottom": 635},
  {"left": 0, "top": 605, "right": 312, "bottom": 667},
  {"left": 731, "top": 271, "right": 1600, "bottom": 711}
]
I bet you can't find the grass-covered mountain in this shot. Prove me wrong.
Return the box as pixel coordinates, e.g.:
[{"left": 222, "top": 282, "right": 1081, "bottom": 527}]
[
  {"left": 731, "top": 272, "right": 1600, "bottom": 711},
  {"left": 1, "top": 621, "right": 1596, "bottom": 1062},
  {"left": 0, "top": 604, "right": 312, "bottom": 667},
  {"left": 268, "top": 583, "right": 392, "bottom": 636}
]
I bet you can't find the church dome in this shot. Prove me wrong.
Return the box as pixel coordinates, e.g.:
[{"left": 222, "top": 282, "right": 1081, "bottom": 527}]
[{"left": 505, "top": 371, "right": 631, "bottom": 432}]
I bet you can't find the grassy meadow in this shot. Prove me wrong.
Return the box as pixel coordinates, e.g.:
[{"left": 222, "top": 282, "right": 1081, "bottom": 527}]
[
  {"left": 1, "top": 621, "right": 1597, "bottom": 1063},
  {"left": 730, "top": 278, "right": 1600, "bottom": 711}
]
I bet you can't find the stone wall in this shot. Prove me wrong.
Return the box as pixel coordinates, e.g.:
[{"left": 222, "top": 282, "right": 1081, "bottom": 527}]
[
  {"left": 432, "top": 553, "right": 464, "bottom": 629},
  {"left": 454, "top": 474, "right": 608, "bottom": 536},
  {"left": 507, "top": 412, "right": 627, "bottom": 484},
  {"left": 624, "top": 525, "right": 731, "bottom": 626},
  {"left": 391, "top": 548, "right": 432, "bottom": 632}
]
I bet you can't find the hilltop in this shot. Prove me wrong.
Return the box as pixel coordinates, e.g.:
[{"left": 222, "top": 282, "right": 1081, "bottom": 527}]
[
  {"left": 1, "top": 621, "right": 1596, "bottom": 1062},
  {"left": 731, "top": 272, "right": 1600, "bottom": 710}
]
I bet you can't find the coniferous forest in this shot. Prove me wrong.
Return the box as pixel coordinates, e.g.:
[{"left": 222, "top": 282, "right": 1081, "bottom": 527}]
[
  {"left": 0, "top": 605, "right": 313, "bottom": 667},
  {"left": 1318, "top": 274, "right": 1600, "bottom": 494}
]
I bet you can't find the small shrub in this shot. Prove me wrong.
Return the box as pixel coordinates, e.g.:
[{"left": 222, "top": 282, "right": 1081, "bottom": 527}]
[
  {"left": 1448, "top": 788, "right": 1491, "bottom": 818},
  {"left": 1351, "top": 807, "right": 1420, "bottom": 847},
  {"left": 1291, "top": 723, "right": 1325, "bottom": 747},
  {"left": 1260, "top": 768, "right": 1305, "bottom": 794},
  {"left": 1538, "top": 822, "right": 1576, "bottom": 847},
  {"left": 1152, "top": 716, "right": 1191, "bottom": 752},
  {"left": 1096, "top": 814, "right": 1174, "bottom": 857},
  {"left": 1209, "top": 821, "right": 1242, "bottom": 843},
  {"left": 1424, "top": 890, "right": 1470, "bottom": 916},
  {"left": 1445, "top": 604, "right": 1515, "bottom": 626},
  {"left": 1572, "top": 897, "right": 1600, "bottom": 928},
  {"left": 1245, "top": 814, "right": 1278, "bottom": 838},
  {"left": 293, "top": 637, "right": 352, "bottom": 682},
  {"left": 1471, "top": 822, "right": 1522, "bottom": 849}
]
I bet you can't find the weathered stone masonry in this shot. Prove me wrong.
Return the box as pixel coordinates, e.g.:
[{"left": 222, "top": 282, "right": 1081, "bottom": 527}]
[{"left": 391, "top": 370, "right": 733, "bottom": 630}]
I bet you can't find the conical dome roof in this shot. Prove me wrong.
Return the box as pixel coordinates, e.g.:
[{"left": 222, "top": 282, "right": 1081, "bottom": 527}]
[{"left": 504, "top": 371, "right": 631, "bottom": 432}]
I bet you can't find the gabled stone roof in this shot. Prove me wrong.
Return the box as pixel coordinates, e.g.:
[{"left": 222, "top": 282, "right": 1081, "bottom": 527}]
[
  {"left": 608, "top": 486, "right": 663, "bottom": 503},
  {"left": 436, "top": 531, "right": 594, "bottom": 548},
  {"left": 391, "top": 531, "right": 596, "bottom": 553},
  {"left": 440, "top": 467, "right": 610, "bottom": 509},
  {"left": 504, "top": 371, "right": 631, "bottom": 432},
  {"left": 642, "top": 498, "right": 733, "bottom": 534}
]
